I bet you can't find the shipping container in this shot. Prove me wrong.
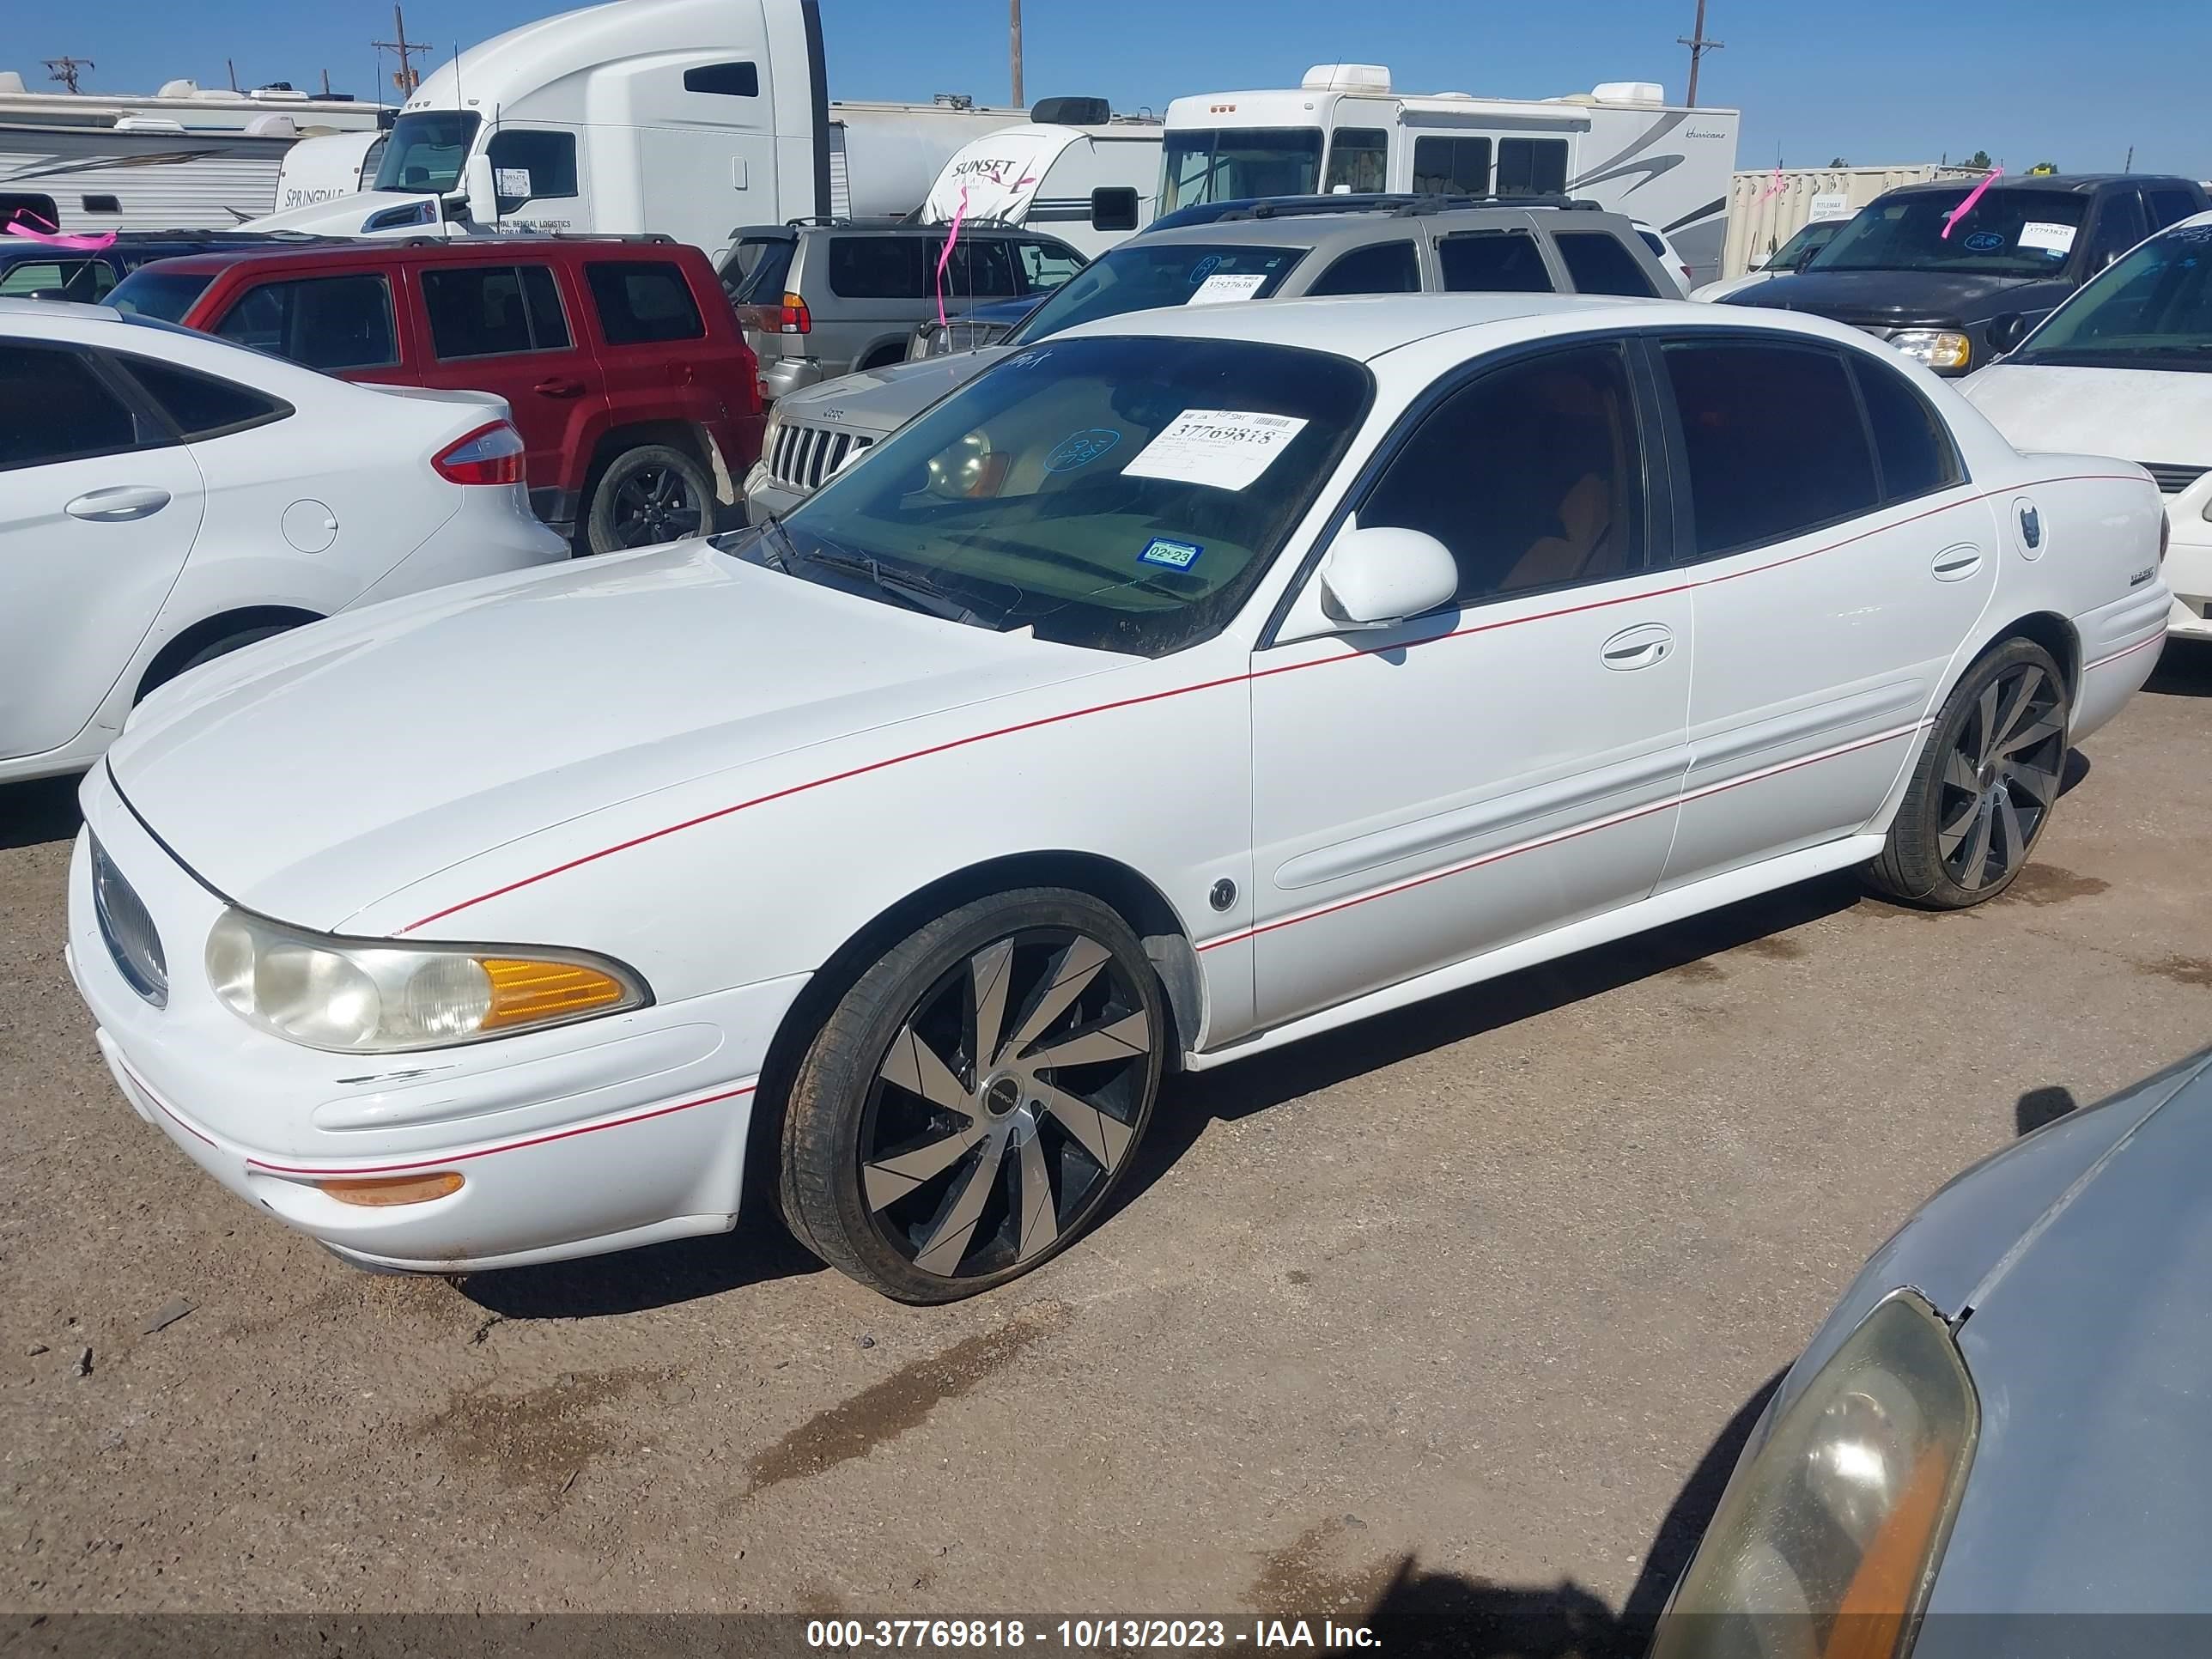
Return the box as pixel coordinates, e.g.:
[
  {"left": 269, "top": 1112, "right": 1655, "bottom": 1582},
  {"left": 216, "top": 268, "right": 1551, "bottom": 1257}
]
[{"left": 1722, "top": 163, "right": 1982, "bottom": 277}]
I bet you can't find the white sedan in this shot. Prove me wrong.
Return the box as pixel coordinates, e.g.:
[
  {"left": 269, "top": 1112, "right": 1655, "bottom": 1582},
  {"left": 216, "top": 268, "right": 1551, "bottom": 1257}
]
[
  {"left": 68, "top": 295, "right": 2169, "bottom": 1303},
  {"left": 0, "top": 299, "right": 565, "bottom": 784},
  {"left": 1964, "top": 210, "right": 2212, "bottom": 637}
]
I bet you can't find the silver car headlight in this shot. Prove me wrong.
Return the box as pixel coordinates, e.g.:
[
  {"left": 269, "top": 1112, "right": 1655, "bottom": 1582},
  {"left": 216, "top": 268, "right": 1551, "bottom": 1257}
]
[
  {"left": 1650, "top": 1291, "right": 1978, "bottom": 1659},
  {"left": 205, "top": 909, "right": 650, "bottom": 1053},
  {"left": 760, "top": 403, "right": 785, "bottom": 458},
  {"left": 1886, "top": 330, "right": 1972, "bottom": 372}
]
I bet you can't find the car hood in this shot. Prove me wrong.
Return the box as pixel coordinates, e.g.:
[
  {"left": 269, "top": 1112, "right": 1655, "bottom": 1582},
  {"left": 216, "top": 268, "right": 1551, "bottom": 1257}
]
[
  {"left": 774, "top": 348, "right": 1012, "bottom": 434},
  {"left": 1688, "top": 271, "right": 1771, "bottom": 302},
  {"left": 1963, "top": 362, "right": 2212, "bottom": 465},
  {"left": 1724, "top": 267, "right": 2070, "bottom": 326},
  {"left": 105, "top": 540, "right": 1116, "bottom": 932},
  {"left": 235, "top": 190, "right": 447, "bottom": 237}
]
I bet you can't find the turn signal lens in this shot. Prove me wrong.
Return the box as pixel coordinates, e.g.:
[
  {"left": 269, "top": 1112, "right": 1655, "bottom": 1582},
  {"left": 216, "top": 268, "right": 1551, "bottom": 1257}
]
[
  {"left": 318, "top": 1171, "right": 464, "bottom": 1207},
  {"left": 481, "top": 958, "right": 630, "bottom": 1030},
  {"left": 432, "top": 421, "right": 527, "bottom": 486}
]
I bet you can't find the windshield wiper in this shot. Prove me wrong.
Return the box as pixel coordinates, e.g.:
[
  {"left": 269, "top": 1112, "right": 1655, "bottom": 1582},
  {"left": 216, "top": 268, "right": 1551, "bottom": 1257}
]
[{"left": 796, "top": 547, "right": 995, "bottom": 629}]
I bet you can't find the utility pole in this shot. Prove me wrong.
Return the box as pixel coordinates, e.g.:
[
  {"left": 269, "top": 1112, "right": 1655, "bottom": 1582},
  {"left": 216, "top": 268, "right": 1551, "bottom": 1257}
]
[
  {"left": 1678, "top": 0, "right": 1723, "bottom": 108},
  {"left": 44, "top": 56, "right": 94, "bottom": 94},
  {"left": 1010, "top": 0, "right": 1024, "bottom": 108},
  {"left": 374, "top": 4, "right": 430, "bottom": 96}
]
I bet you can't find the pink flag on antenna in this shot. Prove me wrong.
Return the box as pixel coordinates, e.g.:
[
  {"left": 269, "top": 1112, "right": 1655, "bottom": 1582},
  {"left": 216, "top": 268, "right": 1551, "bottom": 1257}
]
[
  {"left": 4, "top": 209, "right": 116, "bottom": 252},
  {"left": 1942, "top": 167, "right": 2002, "bottom": 239},
  {"left": 933, "top": 184, "right": 970, "bottom": 329}
]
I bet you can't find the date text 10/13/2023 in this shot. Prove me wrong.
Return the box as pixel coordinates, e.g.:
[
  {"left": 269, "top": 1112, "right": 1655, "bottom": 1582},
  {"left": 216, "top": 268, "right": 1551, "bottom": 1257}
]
[{"left": 805, "top": 1618, "right": 1382, "bottom": 1650}]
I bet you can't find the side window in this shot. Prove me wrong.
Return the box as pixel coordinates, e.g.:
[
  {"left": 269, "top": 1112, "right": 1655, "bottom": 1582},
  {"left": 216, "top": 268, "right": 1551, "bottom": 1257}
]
[
  {"left": 486, "top": 129, "right": 579, "bottom": 209},
  {"left": 2086, "top": 191, "right": 2148, "bottom": 270},
  {"left": 1412, "top": 136, "right": 1491, "bottom": 195},
  {"left": 1662, "top": 341, "right": 1880, "bottom": 558},
  {"left": 0, "top": 344, "right": 142, "bottom": 469},
  {"left": 1553, "top": 231, "right": 1659, "bottom": 297},
  {"left": 827, "top": 237, "right": 931, "bottom": 300},
  {"left": 945, "top": 239, "right": 1019, "bottom": 297},
  {"left": 585, "top": 260, "right": 706, "bottom": 345},
  {"left": 1359, "top": 343, "right": 1646, "bottom": 604},
  {"left": 1015, "top": 240, "right": 1085, "bottom": 294},
  {"left": 1323, "top": 128, "right": 1389, "bottom": 194},
  {"left": 2145, "top": 187, "right": 2200, "bottom": 231},
  {"left": 113, "top": 355, "right": 289, "bottom": 440},
  {"left": 1436, "top": 230, "right": 1553, "bottom": 293},
  {"left": 212, "top": 274, "right": 399, "bottom": 371},
  {"left": 1497, "top": 138, "right": 1570, "bottom": 197},
  {"left": 682, "top": 62, "right": 759, "bottom": 97},
  {"left": 422, "top": 264, "right": 571, "bottom": 357},
  {"left": 1851, "top": 355, "right": 1963, "bottom": 504},
  {"left": 0, "top": 259, "right": 78, "bottom": 297},
  {"left": 1306, "top": 240, "right": 1422, "bottom": 296}
]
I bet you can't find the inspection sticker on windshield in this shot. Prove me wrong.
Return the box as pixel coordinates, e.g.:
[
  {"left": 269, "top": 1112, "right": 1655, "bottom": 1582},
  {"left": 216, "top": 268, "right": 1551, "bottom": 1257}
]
[
  {"left": 1139, "top": 537, "right": 1203, "bottom": 570},
  {"left": 1188, "top": 271, "right": 1267, "bottom": 305},
  {"left": 2018, "top": 221, "right": 2076, "bottom": 255},
  {"left": 1122, "top": 410, "right": 1310, "bottom": 491}
]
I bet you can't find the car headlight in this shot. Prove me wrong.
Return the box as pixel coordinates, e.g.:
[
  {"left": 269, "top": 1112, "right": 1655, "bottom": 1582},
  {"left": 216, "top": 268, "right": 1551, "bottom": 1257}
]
[
  {"left": 1886, "top": 330, "right": 1972, "bottom": 372},
  {"left": 1650, "top": 1291, "right": 1978, "bottom": 1659},
  {"left": 205, "top": 909, "right": 650, "bottom": 1053}
]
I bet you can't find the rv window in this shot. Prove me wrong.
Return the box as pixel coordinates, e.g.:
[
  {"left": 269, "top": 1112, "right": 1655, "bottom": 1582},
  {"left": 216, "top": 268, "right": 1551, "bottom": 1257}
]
[
  {"left": 0, "top": 345, "right": 143, "bottom": 471},
  {"left": 827, "top": 238, "right": 933, "bottom": 300},
  {"left": 213, "top": 275, "right": 400, "bottom": 372},
  {"left": 80, "top": 195, "right": 122, "bottom": 215},
  {"left": 423, "top": 265, "right": 572, "bottom": 358},
  {"left": 1436, "top": 230, "right": 1553, "bottom": 294},
  {"left": 684, "top": 62, "right": 759, "bottom": 97},
  {"left": 485, "top": 130, "right": 579, "bottom": 207},
  {"left": 1308, "top": 240, "right": 1421, "bottom": 295},
  {"left": 1553, "top": 230, "right": 1658, "bottom": 296},
  {"left": 1158, "top": 128, "right": 1323, "bottom": 212},
  {"left": 113, "top": 355, "right": 290, "bottom": 441},
  {"left": 1014, "top": 240, "right": 1085, "bottom": 294},
  {"left": 1324, "top": 129, "right": 1389, "bottom": 195},
  {"left": 586, "top": 261, "right": 706, "bottom": 345},
  {"left": 1496, "top": 138, "right": 1570, "bottom": 197},
  {"left": 374, "top": 110, "right": 481, "bottom": 196},
  {"left": 1413, "top": 136, "right": 1491, "bottom": 196}
]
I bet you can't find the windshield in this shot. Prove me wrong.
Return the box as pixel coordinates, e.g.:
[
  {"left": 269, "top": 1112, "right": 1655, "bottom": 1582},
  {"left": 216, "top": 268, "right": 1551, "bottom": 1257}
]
[
  {"left": 1810, "top": 187, "right": 2087, "bottom": 277},
  {"left": 106, "top": 267, "right": 216, "bottom": 325},
  {"left": 1759, "top": 218, "right": 1843, "bottom": 270},
  {"left": 1007, "top": 243, "right": 1305, "bottom": 346},
  {"left": 372, "top": 110, "right": 482, "bottom": 195},
  {"left": 1159, "top": 128, "right": 1324, "bottom": 213},
  {"left": 717, "top": 334, "right": 1370, "bottom": 657},
  {"left": 2011, "top": 222, "right": 2212, "bottom": 370}
]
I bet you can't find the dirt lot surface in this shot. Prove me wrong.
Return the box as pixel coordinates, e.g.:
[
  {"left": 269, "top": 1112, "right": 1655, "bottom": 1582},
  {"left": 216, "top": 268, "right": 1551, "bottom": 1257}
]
[{"left": 4, "top": 647, "right": 2209, "bottom": 1647}]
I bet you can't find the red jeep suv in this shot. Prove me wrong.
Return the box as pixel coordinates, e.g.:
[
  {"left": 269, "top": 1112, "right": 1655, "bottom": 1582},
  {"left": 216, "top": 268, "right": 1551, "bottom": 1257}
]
[{"left": 107, "top": 237, "right": 763, "bottom": 554}]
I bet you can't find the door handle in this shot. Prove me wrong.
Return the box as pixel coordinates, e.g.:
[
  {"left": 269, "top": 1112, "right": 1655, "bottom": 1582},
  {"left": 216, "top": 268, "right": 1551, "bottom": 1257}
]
[
  {"left": 1600, "top": 622, "right": 1674, "bottom": 671},
  {"left": 65, "top": 485, "right": 171, "bottom": 522},
  {"left": 1932, "top": 544, "right": 1984, "bottom": 581},
  {"left": 532, "top": 377, "right": 585, "bottom": 398}
]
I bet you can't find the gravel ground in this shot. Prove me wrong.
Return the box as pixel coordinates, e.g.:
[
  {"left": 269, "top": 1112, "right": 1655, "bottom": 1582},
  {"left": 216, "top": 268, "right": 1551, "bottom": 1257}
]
[{"left": 4, "top": 645, "right": 2209, "bottom": 1648}]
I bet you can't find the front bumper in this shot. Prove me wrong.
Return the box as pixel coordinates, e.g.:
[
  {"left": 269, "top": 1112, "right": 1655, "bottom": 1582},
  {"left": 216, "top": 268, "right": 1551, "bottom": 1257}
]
[
  {"left": 2161, "top": 530, "right": 2212, "bottom": 638},
  {"left": 67, "top": 767, "right": 807, "bottom": 1273},
  {"left": 743, "top": 459, "right": 808, "bottom": 525}
]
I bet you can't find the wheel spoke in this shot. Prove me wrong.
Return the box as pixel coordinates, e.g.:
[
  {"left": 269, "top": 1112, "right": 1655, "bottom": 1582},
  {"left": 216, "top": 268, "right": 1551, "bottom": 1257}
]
[
  {"left": 1014, "top": 1128, "right": 1059, "bottom": 1262},
  {"left": 880, "top": 1023, "right": 971, "bottom": 1111},
  {"left": 1027, "top": 1009, "right": 1152, "bottom": 1071},
  {"left": 911, "top": 1137, "right": 1006, "bottom": 1275},
  {"left": 1960, "top": 799, "right": 1996, "bottom": 885},
  {"left": 864, "top": 1121, "right": 985, "bottom": 1210},
  {"left": 1995, "top": 791, "right": 2027, "bottom": 875},
  {"left": 1036, "top": 1080, "right": 1134, "bottom": 1171},
  {"left": 969, "top": 939, "right": 1013, "bottom": 1070},
  {"left": 1996, "top": 711, "right": 2063, "bottom": 759},
  {"left": 1943, "top": 748, "right": 1979, "bottom": 794},
  {"left": 1003, "top": 935, "right": 1111, "bottom": 1061},
  {"left": 1936, "top": 791, "right": 1980, "bottom": 855},
  {"left": 1989, "top": 669, "right": 2046, "bottom": 756},
  {"left": 1972, "top": 681, "right": 2003, "bottom": 766}
]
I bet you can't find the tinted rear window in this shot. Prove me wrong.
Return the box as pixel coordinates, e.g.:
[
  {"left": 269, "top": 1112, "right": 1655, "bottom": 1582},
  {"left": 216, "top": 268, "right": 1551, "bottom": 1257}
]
[
  {"left": 725, "top": 237, "right": 794, "bottom": 307},
  {"left": 1553, "top": 231, "right": 1659, "bottom": 297},
  {"left": 106, "top": 267, "right": 217, "bottom": 325},
  {"left": 213, "top": 274, "right": 398, "bottom": 371},
  {"left": 826, "top": 237, "right": 933, "bottom": 300},
  {"left": 586, "top": 260, "right": 706, "bottom": 345},
  {"left": 1437, "top": 231, "right": 1553, "bottom": 294},
  {"left": 114, "top": 355, "right": 289, "bottom": 439},
  {"left": 423, "top": 264, "right": 572, "bottom": 358}
]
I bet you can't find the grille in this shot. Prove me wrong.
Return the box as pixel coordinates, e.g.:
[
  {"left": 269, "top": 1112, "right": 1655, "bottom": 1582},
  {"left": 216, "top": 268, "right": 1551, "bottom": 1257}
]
[
  {"left": 767, "top": 422, "right": 875, "bottom": 494},
  {"left": 91, "top": 836, "right": 167, "bottom": 1007},
  {"left": 2141, "top": 462, "right": 2209, "bottom": 496}
]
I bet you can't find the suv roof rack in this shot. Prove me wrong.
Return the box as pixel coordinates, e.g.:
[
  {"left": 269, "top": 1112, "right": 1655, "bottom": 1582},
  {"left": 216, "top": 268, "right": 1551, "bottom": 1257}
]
[
  {"left": 395, "top": 231, "right": 678, "bottom": 246},
  {"left": 1211, "top": 191, "right": 1603, "bottom": 222}
]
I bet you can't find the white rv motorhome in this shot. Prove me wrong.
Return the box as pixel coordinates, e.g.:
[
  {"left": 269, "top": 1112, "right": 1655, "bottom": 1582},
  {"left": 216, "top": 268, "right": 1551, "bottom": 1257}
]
[
  {"left": 0, "top": 70, "right": 381, "bottom": 233},
  {"left": 1161, "top": 65, "right": 1741, "bottom": 284},
  {"left": 270, "top": 130, "right": 388, "bottom": 214},
  {"left": 921, "top": 101, "right": 1163, "bottom": 257},
  {"left": 240, "top": 0, "right": 1033, "bottom": 261}
]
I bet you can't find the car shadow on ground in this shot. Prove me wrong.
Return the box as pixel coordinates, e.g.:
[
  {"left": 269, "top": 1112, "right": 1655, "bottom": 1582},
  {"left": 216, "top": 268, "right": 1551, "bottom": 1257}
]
[
  {"left": 457, "top": 1208, "right": 827, "bottom": 1318},
  {"left": 2146, "top": 637, "right": 2212, "bottom": 698},
  {"left": 0, "top": 774, "right": 84, "bottom": 852}
]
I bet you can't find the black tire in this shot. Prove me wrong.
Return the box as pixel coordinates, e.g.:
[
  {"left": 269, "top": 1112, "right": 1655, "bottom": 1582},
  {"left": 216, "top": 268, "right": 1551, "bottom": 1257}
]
[
  {"left": 1866, "top": 636, "right": 2070, "bottom": 908},
  {"left": 780, "top": 888, "right": 1166, "bottom": 1303},
  {"left": 583, "top": 443, "right": 717, "bottom": 556},
  {"left": 139, "top": 622, "right": 295, "bottom": 701},
  {"left": 859, "top": 344, "right": 906, "bottom": 371}
]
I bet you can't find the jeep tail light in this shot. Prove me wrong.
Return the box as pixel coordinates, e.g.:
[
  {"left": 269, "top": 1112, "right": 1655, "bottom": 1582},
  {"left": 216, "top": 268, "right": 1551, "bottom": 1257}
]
[
  {"left": 749, "top": 292, "right": 810, "bottom": 335},
  {"left": 432, "top": 421, "right": 526, "bottom": 487}
]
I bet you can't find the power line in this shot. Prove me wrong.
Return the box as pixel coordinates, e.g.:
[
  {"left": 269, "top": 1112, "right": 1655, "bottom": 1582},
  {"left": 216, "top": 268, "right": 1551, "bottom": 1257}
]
[
  {"left": 1678, "top": 0, "right": 1723, "bottom": 108},
  {"left": 44, "top": 56, "right": 94, "bottom": 94},
  {"left": 372, "top": 4, "right": 430, "bottom": 96}
]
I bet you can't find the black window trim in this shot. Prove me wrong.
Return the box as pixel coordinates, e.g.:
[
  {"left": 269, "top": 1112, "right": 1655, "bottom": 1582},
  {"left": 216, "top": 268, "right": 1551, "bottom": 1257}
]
[
  {"left": 1844, "top": 349, "right": 1966, "bottom": 507},
  {"left": 1552, "top": 227, "right": 1663, "bottom": 299},
  {"left": 0, "top": 341, "right": 171, "bottom": 473},
  {"left": 1431, "top": 225, "right": 1563, "bottom": 294},
  {"left": 105, "top": 349, "right": 295, "bottom": 443},
  {"left": 214, "top": 270, "right": 404, "bottom": 372},
  {"left": 1308, "top": 236, "right": 1423, "bottom": 297},
  {"left": 422, "top": 262, "right": 574, "bottom": 362},
  {"left": 1257, "top": 330, "right": 1675, "bottom": 648},
  {"left": 583, "top": 257, "right": 708, "bottom": 346}
]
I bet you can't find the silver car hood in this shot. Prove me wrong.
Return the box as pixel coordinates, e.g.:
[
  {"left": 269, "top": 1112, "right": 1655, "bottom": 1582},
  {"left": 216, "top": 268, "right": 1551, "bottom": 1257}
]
[{"left": 773, "top": 347, "right": 1015, "bottom": 435}]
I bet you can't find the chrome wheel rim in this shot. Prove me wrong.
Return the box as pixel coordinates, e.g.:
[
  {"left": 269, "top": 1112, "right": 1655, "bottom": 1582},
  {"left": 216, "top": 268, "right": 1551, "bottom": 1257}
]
[
  {"left": 611, "top": 465, "right": 702, "bottom": 546},
  {"left": 1939, "top": 661, "right": 2065, "bottom": 891},
  {"left": 859, "top": 928, "right": 1152, "bottom": 1282}
]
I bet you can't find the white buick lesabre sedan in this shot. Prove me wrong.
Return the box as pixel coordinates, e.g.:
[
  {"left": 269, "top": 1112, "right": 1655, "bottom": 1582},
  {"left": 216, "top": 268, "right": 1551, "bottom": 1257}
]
[{"left": 69, "top": 295, "right": 2170, "bottom": 1303}]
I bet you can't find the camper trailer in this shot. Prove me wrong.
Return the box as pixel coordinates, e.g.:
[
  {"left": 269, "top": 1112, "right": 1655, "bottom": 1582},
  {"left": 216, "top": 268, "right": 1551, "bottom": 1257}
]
[
  {"left": 240, "top": 0, "right": 1032, "bottom": 261},
  {"left": 1161, "top": 65, "right": 1740, "bottom": 284},
  {"left": 921, "top": 100, "right": 1163, "bottom": 257},
  {"left": 270, "top": 129, "right": 389, "bottom": 214}
]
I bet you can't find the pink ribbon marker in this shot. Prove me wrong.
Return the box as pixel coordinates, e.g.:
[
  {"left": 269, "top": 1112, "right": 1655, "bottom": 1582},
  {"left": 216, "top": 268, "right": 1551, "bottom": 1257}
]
[
  {"left": 1755, "top": 163, "right": 1786, "bottom": 206},
  {"left": 933, "top": 184, "right": 970, "bottom": 328},
  {"left": 4, "top": 209, "right": 117, "bottom": 252},
  {"left": 1942, "top": 167, "right": 2002, "bottom": 239}
]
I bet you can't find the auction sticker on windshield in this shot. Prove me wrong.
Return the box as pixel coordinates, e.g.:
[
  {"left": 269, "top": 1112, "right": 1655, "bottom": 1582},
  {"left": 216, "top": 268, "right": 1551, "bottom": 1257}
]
[
  {"left": 1123, "top": 410, "right": 1310, "bottom": 491},
  {"left": 1188, "top": 272, "right": 1268, "bottom": 305},
  {"left": 2019, "top": 221, "right": 2077, "bottom": 255}
]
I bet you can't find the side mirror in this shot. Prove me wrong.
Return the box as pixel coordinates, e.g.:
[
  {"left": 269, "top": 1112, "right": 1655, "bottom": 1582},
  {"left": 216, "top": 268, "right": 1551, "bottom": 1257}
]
[
  {"left": 459, "top": 151, "right": 499, "bottom": 225},
  {"left": 1091, "top": 186, "right": 1139, "bottom": 234},
  {"left": 1988, "top": 312, "right": 2044, "bottom": 355},
  {"left": 1793, "top": 242, "right": 1822, "bottom": 271},
  {"left": 1316, "top": 524, "right": 1458, "bottom": 629}
]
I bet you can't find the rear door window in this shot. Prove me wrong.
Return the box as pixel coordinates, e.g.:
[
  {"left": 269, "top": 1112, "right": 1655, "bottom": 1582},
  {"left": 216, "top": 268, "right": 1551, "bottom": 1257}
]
[
  {"left": 0, "top": 344, "right": 143, "bottom": 469},
  {"left": 422, "top": 264, "right": 573, "bottom": 358},
  {"left": 2085, "top": 191, "right": 2149, "bottom": 270},
  {"left": 112, "top": 355, "right": 290, "bottom": 440},
  {"left": 826, "top": 237, "right": 932, "bottom": 300},
  {"left": 2144, "top": 186, "right": 2201, "bottom": 231},
  {"left": 213, "top": 273, "right": 400, "bottom": 371},
  {"left": 1306, "top": 240, "right": 1422, "bottom": 295},
  {"left": 1553, "top": 230, "right": 1660, "bottom": 296},
  {"left": 944, "top": 240, "right": 1019, "bottom": 297},
  {"left": 585, "top": 260, "right": 706, "bottom": 345},
  {"left": 1850, "top": 354, "right": 1963, "bottom": 504},
  {"left": 1436, "top": 230, "right": 1553, "bottom": 293}
]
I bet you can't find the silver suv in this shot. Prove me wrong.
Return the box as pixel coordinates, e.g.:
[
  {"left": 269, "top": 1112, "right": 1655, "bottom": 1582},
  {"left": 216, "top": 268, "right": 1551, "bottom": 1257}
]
[
  {"left": 744, "top": 199, "right": 1678, "bottom": 519},
  {"left": 722, "top": 218, "right": 1090, "bottom": 400}
]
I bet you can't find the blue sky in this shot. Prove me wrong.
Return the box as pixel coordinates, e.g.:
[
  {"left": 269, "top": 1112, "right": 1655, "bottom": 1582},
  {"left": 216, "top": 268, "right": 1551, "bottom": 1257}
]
[{"left": 20, "top": 0, "right": 2212, "bottom": 179}]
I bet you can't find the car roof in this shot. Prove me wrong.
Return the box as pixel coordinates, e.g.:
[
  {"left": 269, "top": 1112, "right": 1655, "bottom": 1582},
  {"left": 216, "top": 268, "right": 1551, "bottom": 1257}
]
[
  {"left": 127, "top": 234, "right": 692, "bottom": 276},
  {"left": 0, "top": 295, "right": 119, "bottom": 325},
  {"left": 1885, "top": 173, "right": 2201, "bottom": 198},
  {"left": 1127, "top": 204, "right": 1638, "bottom": 252}
]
